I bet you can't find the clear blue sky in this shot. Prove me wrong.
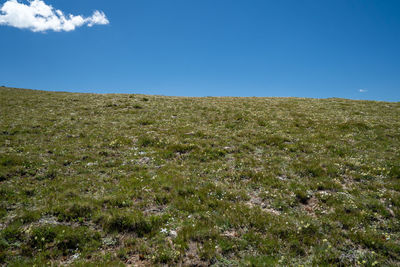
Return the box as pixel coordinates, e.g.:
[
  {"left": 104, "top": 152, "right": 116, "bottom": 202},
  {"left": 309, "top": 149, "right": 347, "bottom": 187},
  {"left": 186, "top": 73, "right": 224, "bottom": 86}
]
[{"left": 1, "top": 0, "right": 399, "bottom": 101}]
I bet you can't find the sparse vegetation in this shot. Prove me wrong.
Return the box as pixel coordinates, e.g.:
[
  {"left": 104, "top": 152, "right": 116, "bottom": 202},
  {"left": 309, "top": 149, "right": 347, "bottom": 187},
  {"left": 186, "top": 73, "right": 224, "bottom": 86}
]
[{"left": 0, "top": 87, "right": 399, "bottom": 266}]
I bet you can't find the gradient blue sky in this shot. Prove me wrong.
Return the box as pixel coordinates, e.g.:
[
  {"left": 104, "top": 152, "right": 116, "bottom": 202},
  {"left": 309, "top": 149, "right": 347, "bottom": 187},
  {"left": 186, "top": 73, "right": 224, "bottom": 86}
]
[{"left": 1, "top": 0, "right": 399, "bottom": 101}]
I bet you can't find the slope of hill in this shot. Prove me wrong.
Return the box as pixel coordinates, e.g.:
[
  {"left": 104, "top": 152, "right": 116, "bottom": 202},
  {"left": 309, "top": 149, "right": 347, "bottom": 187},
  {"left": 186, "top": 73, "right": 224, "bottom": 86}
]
[{"left": 0, "top": 87, "right": 399, "bottom": 266}]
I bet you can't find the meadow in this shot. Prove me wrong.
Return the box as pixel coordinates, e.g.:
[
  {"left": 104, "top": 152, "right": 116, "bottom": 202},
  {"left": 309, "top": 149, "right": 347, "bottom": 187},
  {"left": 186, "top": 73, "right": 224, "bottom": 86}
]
[{"left": 0, "top": 87, "right": 399, "bottom": 266}]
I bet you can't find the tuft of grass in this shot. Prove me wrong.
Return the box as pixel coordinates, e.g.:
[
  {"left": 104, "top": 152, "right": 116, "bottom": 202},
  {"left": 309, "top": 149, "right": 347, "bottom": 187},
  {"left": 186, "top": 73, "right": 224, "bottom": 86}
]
[
  {"left": 53, "top": 203, "right": 95, "bottom": 222},
  {"left": 25, "top": 225, "right": 101, "bottom": 256},
  {"left": 100, "top": 211, "right": 160, "bottom": 236}
]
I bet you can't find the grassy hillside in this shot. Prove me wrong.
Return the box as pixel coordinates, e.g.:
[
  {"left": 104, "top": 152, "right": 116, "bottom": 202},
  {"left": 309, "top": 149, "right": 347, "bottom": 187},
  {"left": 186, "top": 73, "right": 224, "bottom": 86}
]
[{"left": 0, "top": 87, "right": 399, "bottom": 266}]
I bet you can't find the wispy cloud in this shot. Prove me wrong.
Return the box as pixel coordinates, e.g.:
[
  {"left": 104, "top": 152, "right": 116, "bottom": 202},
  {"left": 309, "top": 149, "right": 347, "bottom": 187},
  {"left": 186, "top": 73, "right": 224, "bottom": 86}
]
[
  {"left": 358, "top": 89, "right": 368, "bottom": 93},
  {"left": 0, "top": 0, "right": 109, "bottom": 32}
]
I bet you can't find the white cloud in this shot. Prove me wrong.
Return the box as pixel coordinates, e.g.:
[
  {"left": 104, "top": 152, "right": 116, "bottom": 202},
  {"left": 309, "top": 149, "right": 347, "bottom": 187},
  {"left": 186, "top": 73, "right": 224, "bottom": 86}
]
[
  {"left": 359, "top": 89, "right": 367, "bottom": 93},
  {"left": 0, "top": 0, "right": 109, "bottom": 32}
]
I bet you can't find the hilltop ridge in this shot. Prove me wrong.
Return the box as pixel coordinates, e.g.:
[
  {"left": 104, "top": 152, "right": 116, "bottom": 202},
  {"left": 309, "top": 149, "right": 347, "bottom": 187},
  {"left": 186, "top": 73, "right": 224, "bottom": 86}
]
[{"left": 0, "top": 87, "right": 399, "bottom": 265}]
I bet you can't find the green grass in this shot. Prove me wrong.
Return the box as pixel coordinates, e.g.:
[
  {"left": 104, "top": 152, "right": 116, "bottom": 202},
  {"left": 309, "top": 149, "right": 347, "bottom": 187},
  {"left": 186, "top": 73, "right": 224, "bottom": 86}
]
[{"left": 0, "top": 87, "right": 399, "bottom": 266}]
